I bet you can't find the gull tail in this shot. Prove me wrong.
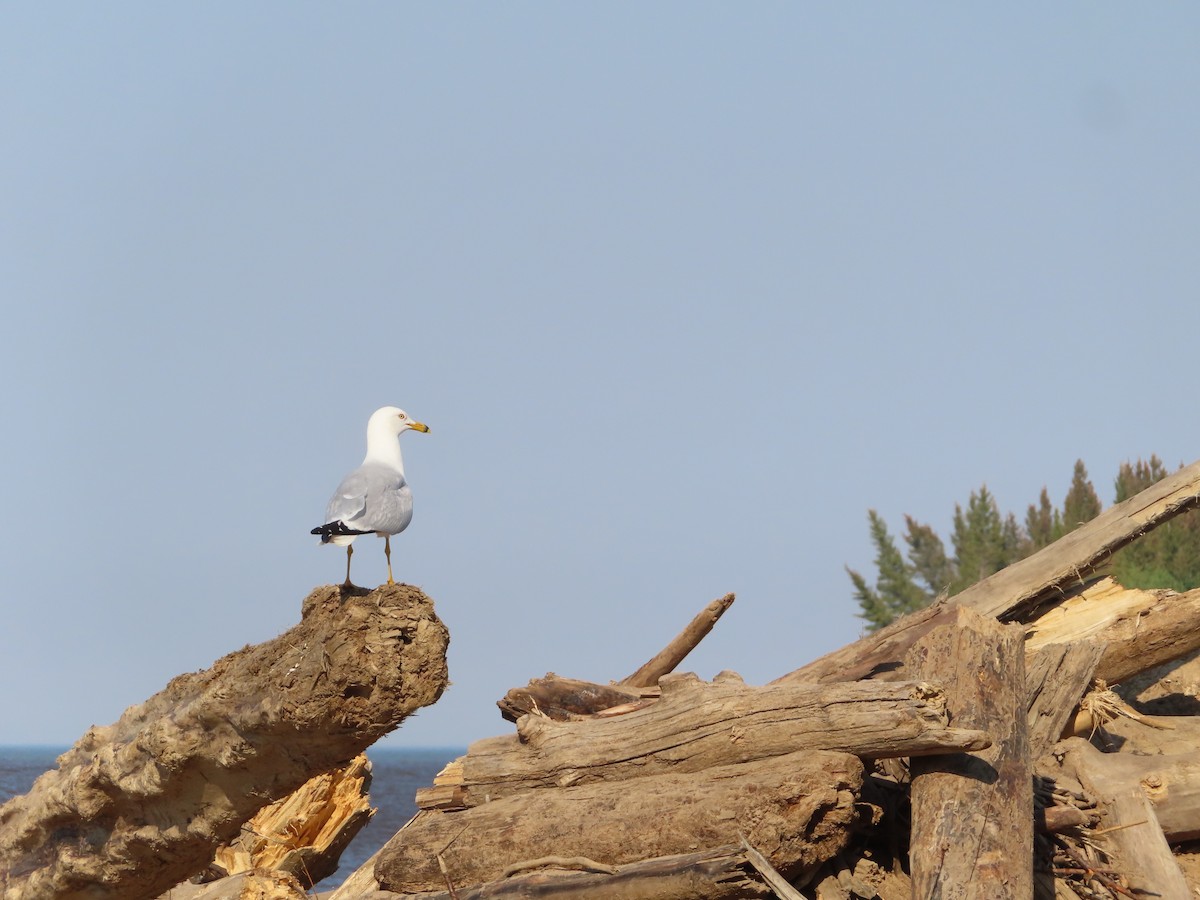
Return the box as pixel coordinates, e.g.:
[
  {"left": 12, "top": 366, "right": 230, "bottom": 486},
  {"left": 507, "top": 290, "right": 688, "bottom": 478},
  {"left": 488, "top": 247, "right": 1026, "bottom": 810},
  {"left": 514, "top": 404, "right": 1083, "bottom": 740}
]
[{"left": 311, "top": 521, "right": 374, "bottom": 544}]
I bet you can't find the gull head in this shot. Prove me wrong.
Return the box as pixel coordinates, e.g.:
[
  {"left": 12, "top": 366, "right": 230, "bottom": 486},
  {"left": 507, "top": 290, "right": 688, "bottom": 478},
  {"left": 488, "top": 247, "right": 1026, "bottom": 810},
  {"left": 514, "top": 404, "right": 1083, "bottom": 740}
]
[{"left": 368, "top": 405, "right": 430, "bottom": 438}]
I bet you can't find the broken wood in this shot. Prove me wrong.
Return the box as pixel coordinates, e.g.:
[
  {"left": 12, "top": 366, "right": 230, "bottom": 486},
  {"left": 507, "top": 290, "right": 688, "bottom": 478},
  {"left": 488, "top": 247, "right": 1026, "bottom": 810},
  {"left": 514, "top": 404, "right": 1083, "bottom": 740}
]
[
  {"left": 619, "top": 592, "right": 736, "bottom": 688},
  {"left": 1026, "top": 577, "right": 1200, "bottom": 686},
  {"left": 425, "top": 671, "right": 987, "bottom": 810},
  {"left": 210, "top": 752, "right": 374, "bottom": 888},
  {"left": 907, "top": 607, "right": 1033, "bottom": 899},
  {"left": 375, "top": 750, "right": 863, "bottom": 893},
  {"left": 0, "top": 583, "right": 449, "bottom": 900}
]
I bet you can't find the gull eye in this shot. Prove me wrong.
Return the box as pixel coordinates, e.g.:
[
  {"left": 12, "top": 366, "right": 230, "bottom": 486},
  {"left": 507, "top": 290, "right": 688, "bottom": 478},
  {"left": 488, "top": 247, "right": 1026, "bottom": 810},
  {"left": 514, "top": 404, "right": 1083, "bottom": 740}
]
[{"left": 398, "top": 413, "right": 406, "bottom": 420}]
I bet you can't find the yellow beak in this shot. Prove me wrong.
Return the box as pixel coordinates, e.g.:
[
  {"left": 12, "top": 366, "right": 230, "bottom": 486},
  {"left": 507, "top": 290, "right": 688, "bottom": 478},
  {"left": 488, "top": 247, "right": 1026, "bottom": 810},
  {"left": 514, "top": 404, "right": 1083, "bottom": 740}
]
[{"left": 409, "top": 420, "right": 430, "bottom": 433}]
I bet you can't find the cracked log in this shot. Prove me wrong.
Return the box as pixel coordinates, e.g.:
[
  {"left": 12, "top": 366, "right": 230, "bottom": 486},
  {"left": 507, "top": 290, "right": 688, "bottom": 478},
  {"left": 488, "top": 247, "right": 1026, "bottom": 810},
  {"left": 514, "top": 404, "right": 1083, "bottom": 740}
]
[
  {"left": 419, "top": 671, "right": 988, "bottom": 810},
  {"left": 376, "top": 750, "right": 863, "bottom": 894},
  {"left": 0, "top": 584, "right": 449, "bottom": 900}
]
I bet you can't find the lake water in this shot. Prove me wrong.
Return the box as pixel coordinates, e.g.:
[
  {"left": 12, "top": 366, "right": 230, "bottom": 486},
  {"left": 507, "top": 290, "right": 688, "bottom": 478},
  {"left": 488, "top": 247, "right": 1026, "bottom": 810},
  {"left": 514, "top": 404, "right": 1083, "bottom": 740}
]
[{"left": 0, "top": 745, "right": 464, "bottom": 892}]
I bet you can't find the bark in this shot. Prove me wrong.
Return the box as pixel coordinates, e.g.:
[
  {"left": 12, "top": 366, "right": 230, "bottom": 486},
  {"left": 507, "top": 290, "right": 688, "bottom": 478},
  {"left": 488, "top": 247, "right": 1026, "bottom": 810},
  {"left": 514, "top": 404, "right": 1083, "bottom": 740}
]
[
  {"left": 907, "top": 607, "right": 1033, "bottom": 899},
  {"left": 423, "top": 672, "right": 987, "bottom": 810},
  {"left": 777, "top": 459, "right": 1200, "bottom": 686},
  {"left": 362, "top": 845, "right": 774, "bottom": 900},
  {"left": 1060, "top": 738, "right": 1192, "bottom": 900},
  {"left": 619, "top": 593, "right": 736, "bottom": 688},
  {"left": 374, "top": 750, "right": 863, "bottom": 894},
  {"left": 0, "top": 583, "right": 449, "bottom": 900}
]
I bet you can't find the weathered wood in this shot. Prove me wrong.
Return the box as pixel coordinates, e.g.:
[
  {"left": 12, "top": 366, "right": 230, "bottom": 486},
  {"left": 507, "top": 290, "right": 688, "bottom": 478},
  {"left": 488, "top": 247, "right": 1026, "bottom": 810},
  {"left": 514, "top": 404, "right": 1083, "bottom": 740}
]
[
  {"left": 1055, "top": 736, "right": 1200, "bottom": 841},
  {"left": 1061, "top": 738, "right": 1192, "bottom": 900},
  {"left": 620, "top": 593, "right": 736, "bottom": 688},
  {"left": 1024, "top": 640, "right": 1104, "bottom": 757},
  {"left": 375, "top": 750, "right": 863, "bottom": 894},
  {"left": 498, "top": 676, "right": 643, "bottom": 722},
  {"left": 361, "top": 845, "right": 773, "bottom": 900},
  {"left": 0, "top": 583, "right": 449, "bottom": 900},
  {"left": 778, "top": 459, "right": 1200, "bottom": 686},
  {"left": 908, "top": 607, "right": 1033, "bottom": 899},
  {"left": 423, "top": 672, "right": 988, "bottom": 810}
]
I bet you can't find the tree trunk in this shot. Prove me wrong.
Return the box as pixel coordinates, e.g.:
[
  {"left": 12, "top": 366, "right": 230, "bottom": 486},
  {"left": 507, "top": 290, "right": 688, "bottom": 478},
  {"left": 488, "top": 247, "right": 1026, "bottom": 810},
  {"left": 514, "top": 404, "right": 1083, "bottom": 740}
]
[
  {"left": 907, "top": 607, "right": 1033, "bottom": 899},
  {"left": 0, "top": 584, "right": 449, "bottom": 900},
  {"left": 375, "top": 750, "right": 863, "bottom": 894}
]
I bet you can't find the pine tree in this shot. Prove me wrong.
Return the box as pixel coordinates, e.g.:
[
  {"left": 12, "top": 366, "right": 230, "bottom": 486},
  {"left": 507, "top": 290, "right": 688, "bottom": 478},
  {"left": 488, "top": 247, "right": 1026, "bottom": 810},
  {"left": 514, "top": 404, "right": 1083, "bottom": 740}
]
[
  {"left": 903, "top": 515, "right": 953, "bottom": 598},
  {"left": 1025, "top": 487, "right": 1059, "bottom": 551},
  {"left": 849, "top": 456, "right": 1200, "bottom": 631},
  {"left": 1060, "top": 460, "right": 1102, "bottom": 536},
  {"left": 949, "top": 486, "right": 1013, "bottom": 595},
  {"left": 848, "top": 510, "right": 931, "bottom": 632},
  {"left": 1111, "top": 456, "right": 1200, "bottom": 591}
]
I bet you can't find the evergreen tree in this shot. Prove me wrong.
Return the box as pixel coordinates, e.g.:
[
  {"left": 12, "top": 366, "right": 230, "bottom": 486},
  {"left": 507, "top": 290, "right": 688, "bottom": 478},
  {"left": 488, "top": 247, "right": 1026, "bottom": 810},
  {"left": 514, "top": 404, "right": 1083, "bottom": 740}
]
[
  {"left": 849, "top": 456, "right": 1200, "bottom": 631},
  {"left": 848, "top": 510, "right": 931, "bottom": 632},
  {"left": 949, "top": 486, "right": 1013, "bottom": 595},
  {"left": 1025, "top": 487, "right": 1059, "bottom": 551},
  {"left": 903, "top": 515, "right": 953, "bottom": 598},
  {"left": 1060, "top": 460, "right": 1102, "bottom": 535},
  {"left": 1111, "top": 457, "right": 1200, "bottom": 591}
]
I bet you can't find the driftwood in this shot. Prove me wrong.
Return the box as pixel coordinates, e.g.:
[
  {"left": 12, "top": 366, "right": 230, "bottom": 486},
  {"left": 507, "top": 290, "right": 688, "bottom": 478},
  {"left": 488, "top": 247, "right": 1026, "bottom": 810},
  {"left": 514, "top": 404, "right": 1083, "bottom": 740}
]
[
  {"left": 619, "top": 592, "right": 736, "bottom": 688},
  {"left": 375, "top": 750, "right": 863, "bottom": 893},
  {"left": 419, "top": 672, "right": 987, "bottom": 811},
  {"left": 0, "top": 584, "right": 448, "bottom": 900},
  {"left": 1060, "top": 738, "right": 1192, "bottom": 900},
  {"left": 907, "top": 608, "right": 1033, "bottom": 898},
  {"left": 364, "top": 845, "right": 775, "bottom": 900}
]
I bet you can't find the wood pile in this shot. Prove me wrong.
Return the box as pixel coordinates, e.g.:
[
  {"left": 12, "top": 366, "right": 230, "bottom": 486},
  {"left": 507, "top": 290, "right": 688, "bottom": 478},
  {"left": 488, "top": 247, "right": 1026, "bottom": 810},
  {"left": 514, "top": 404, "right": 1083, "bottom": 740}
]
[{"left": 341, "top": 459, "right": 1200, "bottom": 899}]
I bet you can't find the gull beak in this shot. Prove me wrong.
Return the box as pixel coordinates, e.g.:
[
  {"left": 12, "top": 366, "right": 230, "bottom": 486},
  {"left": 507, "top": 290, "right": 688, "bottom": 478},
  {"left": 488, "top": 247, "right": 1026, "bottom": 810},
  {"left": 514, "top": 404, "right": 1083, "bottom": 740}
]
[{"left": 409, "top": 420, "right": 430, "bottom": 433}]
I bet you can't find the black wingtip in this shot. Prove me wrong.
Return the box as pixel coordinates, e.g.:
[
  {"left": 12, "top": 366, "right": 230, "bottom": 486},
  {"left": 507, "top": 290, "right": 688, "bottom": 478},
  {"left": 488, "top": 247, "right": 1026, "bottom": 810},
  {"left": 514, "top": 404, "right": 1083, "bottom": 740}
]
[{"left": 311, "top": 521, "right": 373, "bottom": 543}]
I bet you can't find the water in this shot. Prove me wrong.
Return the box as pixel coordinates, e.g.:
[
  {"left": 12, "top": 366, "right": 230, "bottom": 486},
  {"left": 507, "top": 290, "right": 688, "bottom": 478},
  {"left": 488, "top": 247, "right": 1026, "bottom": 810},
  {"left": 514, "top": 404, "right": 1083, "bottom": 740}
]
[{"left": 0, "top": 745, "right": 463, "bottom": 892}]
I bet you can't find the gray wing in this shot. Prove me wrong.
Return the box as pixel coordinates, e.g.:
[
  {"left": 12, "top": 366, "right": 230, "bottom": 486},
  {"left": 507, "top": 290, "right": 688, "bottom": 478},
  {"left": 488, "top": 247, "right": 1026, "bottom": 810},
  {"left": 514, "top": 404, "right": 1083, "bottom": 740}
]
[{"left": 325, "top": 464, "right": 412, "bottom": 534}]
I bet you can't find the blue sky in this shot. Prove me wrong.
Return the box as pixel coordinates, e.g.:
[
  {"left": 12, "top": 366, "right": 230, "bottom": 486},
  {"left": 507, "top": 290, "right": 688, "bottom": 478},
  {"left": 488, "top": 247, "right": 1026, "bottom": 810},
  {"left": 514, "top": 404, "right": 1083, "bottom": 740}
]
[{"left": 3, "top": 5, "right": 1199, "bottom": 748}]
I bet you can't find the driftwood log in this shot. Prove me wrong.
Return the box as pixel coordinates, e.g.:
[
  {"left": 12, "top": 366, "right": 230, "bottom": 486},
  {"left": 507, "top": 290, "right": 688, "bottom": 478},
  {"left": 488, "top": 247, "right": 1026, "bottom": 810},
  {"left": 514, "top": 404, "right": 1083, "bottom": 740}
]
[
  {"left": 0, "top": 584, "right": 448, "bottom": 900},
  {"left": 419, "top": 672, "right": 988, "bottom": 812},
  {"left": 907, "top": 608, "right": 1032, "bottom": 898},
  {"left": 376, "top": 750, "right": 862, "bottom": 893}
]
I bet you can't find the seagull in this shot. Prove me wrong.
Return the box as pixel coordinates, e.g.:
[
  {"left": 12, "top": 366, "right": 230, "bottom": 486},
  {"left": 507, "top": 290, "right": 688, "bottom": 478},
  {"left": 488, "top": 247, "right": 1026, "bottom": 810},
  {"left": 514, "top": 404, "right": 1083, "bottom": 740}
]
[{"left": 311, "top": 406, "right": 430, "bottom": 587}]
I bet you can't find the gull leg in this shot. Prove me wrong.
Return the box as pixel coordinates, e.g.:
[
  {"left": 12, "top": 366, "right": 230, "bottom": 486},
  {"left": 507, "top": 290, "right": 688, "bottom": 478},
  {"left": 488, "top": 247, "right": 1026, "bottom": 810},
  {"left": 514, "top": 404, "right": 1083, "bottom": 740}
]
[
  {"left": 343, "top": 544, "right": 354, "bottom": 587},
  {"left": 385, "top": 534, "right": 396, "bottom": 586}
]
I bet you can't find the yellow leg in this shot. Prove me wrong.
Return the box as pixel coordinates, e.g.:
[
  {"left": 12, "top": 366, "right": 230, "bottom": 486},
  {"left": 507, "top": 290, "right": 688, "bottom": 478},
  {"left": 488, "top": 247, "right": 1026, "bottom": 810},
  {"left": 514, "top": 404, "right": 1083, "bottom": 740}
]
[
  {"left": 343, "top": 544, "right": 354, "bottom": 587},
  {"left": 385, "top": 535, "right": 395, "bottom": 586}
]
